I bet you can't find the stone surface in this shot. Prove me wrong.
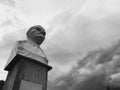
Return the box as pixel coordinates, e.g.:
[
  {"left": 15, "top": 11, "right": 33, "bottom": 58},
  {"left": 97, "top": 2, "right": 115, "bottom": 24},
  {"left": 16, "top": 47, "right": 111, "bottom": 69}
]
[
  {"left": 3, "top": 60, "right": 21, "bottom": 90},
  {"left": 19, "top": 80, "right": 42, "bottom": 90},
  {"left": 3, "top": 57, "right": 51, "bottom": 90}
]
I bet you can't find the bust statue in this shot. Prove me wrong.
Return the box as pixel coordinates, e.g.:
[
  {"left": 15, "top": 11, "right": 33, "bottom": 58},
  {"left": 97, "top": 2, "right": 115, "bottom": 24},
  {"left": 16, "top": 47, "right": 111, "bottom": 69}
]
[
  {"left": 26, "top": 25, "right": 46, "bottom": 46},
  {"left": 5, "top": 25, "right": 48, "bottom": 68}
]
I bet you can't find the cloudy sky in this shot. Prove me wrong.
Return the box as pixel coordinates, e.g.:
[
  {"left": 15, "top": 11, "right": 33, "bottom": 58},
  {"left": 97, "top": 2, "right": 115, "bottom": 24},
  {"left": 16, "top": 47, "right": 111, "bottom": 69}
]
[{"left": 1, "top": 0, "right": 120, "bottom": 90}]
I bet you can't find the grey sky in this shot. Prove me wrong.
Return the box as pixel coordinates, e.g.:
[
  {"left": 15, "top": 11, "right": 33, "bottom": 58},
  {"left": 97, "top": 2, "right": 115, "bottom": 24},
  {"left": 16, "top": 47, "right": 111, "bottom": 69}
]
[{"left": 1, "top": 0, "right": 120, "bottom": 90}]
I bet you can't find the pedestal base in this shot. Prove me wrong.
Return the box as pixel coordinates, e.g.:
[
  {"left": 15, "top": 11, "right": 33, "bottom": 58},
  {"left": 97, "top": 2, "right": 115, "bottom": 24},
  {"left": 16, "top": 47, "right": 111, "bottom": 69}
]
[{"left": 3, "top": 55, "right": 52, "bottom": 90}]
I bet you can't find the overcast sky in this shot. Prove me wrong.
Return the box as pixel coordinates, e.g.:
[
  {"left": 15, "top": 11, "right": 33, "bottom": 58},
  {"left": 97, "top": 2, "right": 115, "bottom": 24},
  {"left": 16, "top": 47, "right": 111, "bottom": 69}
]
[{"left": 1, "top": 0, "right": 120, "bottom": 90}]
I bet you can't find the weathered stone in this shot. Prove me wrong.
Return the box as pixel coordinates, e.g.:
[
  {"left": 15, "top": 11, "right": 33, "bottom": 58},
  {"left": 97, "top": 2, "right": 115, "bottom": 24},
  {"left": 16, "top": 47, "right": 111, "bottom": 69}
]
[{"left": 19, "top": 80, "right": 42, "bottom": 90}]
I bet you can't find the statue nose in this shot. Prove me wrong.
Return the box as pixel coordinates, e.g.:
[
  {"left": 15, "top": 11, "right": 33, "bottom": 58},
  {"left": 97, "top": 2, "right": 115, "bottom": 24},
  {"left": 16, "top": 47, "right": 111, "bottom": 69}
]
[{"left": 40, "top": 31, "right": 46, "bottom": 36}]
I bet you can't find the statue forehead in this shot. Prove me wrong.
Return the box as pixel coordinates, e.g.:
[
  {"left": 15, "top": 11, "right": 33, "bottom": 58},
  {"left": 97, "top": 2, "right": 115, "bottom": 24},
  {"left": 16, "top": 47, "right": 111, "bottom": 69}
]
[
  {"left": 29, "top": 25, "right": 45, "bottom": 32},
  {"left": 26, "top": 25, "right": 45, "bottom": 36}
]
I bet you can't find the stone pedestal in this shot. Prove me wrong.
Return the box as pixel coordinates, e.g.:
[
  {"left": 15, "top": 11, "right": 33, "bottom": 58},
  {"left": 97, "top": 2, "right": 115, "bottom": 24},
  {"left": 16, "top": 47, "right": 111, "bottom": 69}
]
[
  {"left": 3, "top": 53, "right": 52, "bottom": 90},
  {"left": 3, "top": 25, "right": 52, "bottom": 90}
]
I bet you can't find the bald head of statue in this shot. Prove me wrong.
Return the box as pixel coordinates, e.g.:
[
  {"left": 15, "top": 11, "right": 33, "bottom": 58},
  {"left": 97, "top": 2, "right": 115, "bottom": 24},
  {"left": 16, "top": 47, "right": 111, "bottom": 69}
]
[{"left": 26, "top": 25, "right": 46, "bottom": 45}]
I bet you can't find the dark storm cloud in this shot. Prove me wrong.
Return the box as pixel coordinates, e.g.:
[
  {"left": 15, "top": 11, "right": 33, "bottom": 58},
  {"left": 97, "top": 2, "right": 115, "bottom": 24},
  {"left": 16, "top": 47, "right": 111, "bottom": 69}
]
[
  {"left": 48, "top": 40, "right": 120, "bottom": 90},
  {"left": 44, "top": 5, "right": 120, "bottom": 89}
]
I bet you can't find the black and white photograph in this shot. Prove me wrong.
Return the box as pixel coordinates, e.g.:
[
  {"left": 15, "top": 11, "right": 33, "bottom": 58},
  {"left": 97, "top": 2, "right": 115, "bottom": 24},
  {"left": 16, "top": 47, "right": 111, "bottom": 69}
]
[{"left": 0, "top": 0, "right": 120, "bottom": 90}]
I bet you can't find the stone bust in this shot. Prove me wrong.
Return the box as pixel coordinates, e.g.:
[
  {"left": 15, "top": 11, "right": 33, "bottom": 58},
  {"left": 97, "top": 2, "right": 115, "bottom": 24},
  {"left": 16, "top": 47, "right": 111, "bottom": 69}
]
[
  {"left": 26, "top": 25, "right": 46, "bottom": 46},
  {"left": 6, "top": 25, "right": 48, "bottom": 67}
]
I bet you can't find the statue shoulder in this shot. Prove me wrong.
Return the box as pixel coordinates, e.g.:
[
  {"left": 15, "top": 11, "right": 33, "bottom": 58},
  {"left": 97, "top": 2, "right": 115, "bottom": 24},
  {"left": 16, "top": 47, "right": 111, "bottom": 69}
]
[
  {"left": 11, "top": 40, "right": 28, "bottom": 52},
  {"left": 14, "top": 40, "right": 27, "bottom": 48},
  {"left": 16, "top": 40, "right": 27, "bottom": 45}
]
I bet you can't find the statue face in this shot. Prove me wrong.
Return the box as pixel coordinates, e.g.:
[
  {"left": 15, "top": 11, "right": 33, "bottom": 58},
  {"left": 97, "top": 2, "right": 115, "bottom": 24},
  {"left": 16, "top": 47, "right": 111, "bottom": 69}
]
[{"left": 27, "top": 25, "right": 46, "bottom": 45}]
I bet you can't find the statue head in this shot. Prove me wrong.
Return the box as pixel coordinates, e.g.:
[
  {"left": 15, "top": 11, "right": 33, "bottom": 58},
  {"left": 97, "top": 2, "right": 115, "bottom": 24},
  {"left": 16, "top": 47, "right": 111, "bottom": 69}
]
[{"left": 26, "top": 25, "right": 46, "bottom": 45}]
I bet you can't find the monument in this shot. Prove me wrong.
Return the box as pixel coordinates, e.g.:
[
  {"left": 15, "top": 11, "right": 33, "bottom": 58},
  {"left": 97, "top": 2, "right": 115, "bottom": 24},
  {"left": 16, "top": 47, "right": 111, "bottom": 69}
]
[{"left": 3, "top": 25, "right": 52, "bottom": 90}]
